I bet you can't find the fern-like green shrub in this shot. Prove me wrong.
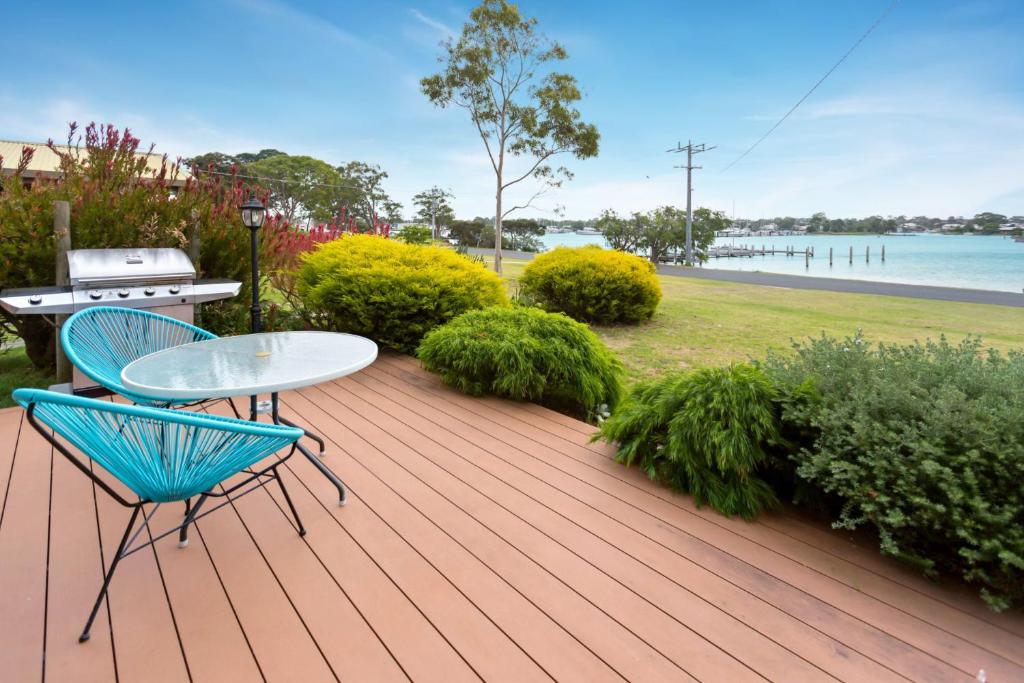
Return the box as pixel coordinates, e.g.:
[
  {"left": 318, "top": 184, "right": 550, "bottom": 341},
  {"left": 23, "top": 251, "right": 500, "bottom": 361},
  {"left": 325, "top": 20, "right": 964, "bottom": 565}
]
[
  {"left": 595, "top": 364, "right": 781, "bottom": 519},
  {"left": 519, "top": 246, "right": 661, "bottom": 324},
  {"left": 416, "top": 306, "right": 624, "bottom": 419},
  {"left": 297, "top": 235, "right": 507, "bottom": 352},
  {"left": 762, "top": 334, "right": 1024, "bottom": 610}
]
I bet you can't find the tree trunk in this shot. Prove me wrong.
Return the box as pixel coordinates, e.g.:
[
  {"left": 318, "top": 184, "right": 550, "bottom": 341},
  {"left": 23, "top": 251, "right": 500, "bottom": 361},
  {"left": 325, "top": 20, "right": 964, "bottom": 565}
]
[{"left": 494, "top": 176, "right": 503, "bottom": 275}]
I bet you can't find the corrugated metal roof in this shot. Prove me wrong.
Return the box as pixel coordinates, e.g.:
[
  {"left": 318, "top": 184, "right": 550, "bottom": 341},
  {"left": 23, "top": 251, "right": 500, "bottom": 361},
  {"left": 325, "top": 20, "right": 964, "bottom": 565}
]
[{"left": 0, "top": 139, "right": 191, "bottom": 186}]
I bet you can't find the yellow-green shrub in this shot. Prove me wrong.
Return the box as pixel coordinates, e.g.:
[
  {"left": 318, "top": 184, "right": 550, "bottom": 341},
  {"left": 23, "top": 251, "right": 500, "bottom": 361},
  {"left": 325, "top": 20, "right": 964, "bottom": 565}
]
[
  {"left": 519, "top": 246, "right": 661, "bottom": 324},
  {"left": 296, "top": 235, "right": 507, "bottom": 352}
]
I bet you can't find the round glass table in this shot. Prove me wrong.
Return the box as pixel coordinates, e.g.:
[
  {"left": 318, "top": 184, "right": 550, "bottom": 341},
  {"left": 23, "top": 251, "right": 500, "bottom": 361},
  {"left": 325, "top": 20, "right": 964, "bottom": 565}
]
[
  {"left": 121, "top": 331, "right": 378, "bottom": 505},
  {"left": 120, "top": 331, "right": 377, "bottom": 400}
]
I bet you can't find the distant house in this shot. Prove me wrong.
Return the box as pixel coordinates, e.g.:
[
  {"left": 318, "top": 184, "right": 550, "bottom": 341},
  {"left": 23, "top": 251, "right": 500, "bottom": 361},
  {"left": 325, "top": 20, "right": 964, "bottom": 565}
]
[
  {"left": 941, "top": 223, "right": 964, "bottom": 232},
  {"left": 900, "top": 222, "right": 919, "bottom": 232},
  {"left": 999, "top": 222, "right": 1022, "bottom": 232},
  {"left": 0, "top": 139, "right": 190, "bottom": 189}
]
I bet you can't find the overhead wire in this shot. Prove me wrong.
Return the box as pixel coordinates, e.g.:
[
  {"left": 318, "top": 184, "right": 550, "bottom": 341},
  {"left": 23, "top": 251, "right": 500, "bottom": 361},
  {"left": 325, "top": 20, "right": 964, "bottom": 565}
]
[{"left": 720, "top": 0, "right": 900, "bottom": 173}]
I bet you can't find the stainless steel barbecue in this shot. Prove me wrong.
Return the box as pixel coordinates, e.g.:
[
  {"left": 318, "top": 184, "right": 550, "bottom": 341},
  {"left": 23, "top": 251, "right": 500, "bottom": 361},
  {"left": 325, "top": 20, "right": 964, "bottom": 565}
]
[{"left": 0, "top": 247, "right": 240, "bottom": 391}]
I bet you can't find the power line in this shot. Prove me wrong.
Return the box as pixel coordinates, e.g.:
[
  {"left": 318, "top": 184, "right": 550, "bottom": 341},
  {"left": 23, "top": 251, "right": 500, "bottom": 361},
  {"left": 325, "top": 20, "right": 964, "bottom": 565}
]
[
  {"left": 721, "top": 0, "right": 899, "bottom": 173},
  {"left": 190, "top": 166, "right": 372, "bottom": 193}
]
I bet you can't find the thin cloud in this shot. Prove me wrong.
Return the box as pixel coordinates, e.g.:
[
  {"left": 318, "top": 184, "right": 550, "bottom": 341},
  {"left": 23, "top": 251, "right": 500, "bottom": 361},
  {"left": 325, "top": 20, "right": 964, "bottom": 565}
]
[
  {"left": 409, "top": 8, "right": 456, "bottom": 38},
  {"left": 227, "top": 0, "right": 364, "bottom": 48}
]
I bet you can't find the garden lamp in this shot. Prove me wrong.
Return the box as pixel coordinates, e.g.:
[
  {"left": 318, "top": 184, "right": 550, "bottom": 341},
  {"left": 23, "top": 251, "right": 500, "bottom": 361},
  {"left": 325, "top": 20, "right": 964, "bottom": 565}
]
[{"left": 239, "top": 194, "right": 266, "bottom": 334}]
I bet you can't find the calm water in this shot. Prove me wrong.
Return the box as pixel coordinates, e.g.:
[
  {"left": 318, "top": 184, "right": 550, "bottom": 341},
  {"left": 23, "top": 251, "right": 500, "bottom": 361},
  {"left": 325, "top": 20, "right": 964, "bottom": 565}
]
[{"left": 538, "top": 232, "right": 1024, "bottom": 292}]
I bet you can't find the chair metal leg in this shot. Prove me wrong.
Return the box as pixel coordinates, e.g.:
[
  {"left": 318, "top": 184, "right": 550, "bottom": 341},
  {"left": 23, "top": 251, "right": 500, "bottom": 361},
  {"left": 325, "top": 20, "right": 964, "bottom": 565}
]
[
  {"left": 81, "top": 506, "right": 141, "bottom": 643},
  {"left": 178, "top": 494, "right": 208, "bottom": 548},
  {"left": 273, "top": 466, "right": 306, "bottom": 536},
  {"left": 277, "top": 414, "right": 326, "bottom": 457},
  {"left": 226, "top": 397, "right": 242, "bottom": 420}
]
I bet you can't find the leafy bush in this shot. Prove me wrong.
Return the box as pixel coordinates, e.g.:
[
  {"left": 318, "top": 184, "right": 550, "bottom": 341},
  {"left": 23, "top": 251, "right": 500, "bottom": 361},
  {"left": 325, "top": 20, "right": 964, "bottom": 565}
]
[
  {"left": 398, "top": 224, "right": 433, "bottom": 245},
  {"left": 417, "top": 306, "right": 623, "bottom": 419},
  {"left": 519, "top": 246, "right": 661, "bottom": 324},
  {"left": 595, "top": 364, "right": 781, "bottom": 518},
  {"left": 762, "top": 334, "right": 1024, "bottom": 610},
  {"left": 0, "top": 123, "right": 300, "bottom": 356},
  {"left": 297, "top": 235, "right": 507, "bottom": 352}
]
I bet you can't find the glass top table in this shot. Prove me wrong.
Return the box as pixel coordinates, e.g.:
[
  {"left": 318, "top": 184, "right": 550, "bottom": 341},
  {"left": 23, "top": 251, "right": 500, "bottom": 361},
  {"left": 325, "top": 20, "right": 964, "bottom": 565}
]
[
  {"left": 121, "top": 331, "right": 378, "bottom": 506},
  {"left": 120, "top": 331, "right": 378, "bottom": 401}
]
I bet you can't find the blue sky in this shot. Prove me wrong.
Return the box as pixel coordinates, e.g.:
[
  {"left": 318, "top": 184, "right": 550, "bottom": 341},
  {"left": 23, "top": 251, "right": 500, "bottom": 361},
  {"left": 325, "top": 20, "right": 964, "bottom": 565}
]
[{"left": 2, "top": 0, "right": 1022, "bottom": 220}]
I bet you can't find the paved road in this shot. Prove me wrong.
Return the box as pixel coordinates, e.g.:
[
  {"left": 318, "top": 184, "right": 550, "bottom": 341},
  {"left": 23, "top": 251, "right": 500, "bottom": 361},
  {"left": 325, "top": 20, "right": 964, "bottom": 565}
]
[
  {"left": 464, "top": 247, "right": 1024, "bottom": 307},
  {"left": 656, "top": 265, "right": 1024, "bottom": 307}
]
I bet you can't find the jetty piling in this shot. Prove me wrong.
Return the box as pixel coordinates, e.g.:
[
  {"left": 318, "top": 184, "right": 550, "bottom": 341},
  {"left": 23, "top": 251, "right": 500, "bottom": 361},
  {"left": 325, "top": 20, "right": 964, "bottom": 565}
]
[
  {"left": 849, "top": 246, "right": 853, "bottom": 264},
  {"left": 882, "top": 245, "right": 886, "bottom": 262},
  {"left": 866, "top": 246, "right": 870, "bottom": 263},
  {"left": 829, "top": 247, "right": 833, "bottom": 267}
]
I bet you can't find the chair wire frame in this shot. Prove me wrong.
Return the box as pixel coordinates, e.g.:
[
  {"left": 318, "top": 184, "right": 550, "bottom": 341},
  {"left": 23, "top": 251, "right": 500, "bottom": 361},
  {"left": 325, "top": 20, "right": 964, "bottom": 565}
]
[
  {"left": 60, "top": 306, "right": 237, "bottom": 411},
  {"left": 14, "top": 388, "right": 306, "bottom": 643}
]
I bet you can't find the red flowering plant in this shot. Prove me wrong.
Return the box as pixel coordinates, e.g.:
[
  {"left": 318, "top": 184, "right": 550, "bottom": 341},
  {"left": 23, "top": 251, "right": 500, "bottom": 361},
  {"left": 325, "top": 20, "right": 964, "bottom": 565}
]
[{"left": 0, "top": 122, "right": 295, "bottom": 366}]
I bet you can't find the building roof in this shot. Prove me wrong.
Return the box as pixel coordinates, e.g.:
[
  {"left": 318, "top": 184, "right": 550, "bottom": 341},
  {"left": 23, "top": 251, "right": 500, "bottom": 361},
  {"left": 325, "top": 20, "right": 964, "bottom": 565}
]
[{"left": 0, "top": 139, "right": 191, "bottom": 186}]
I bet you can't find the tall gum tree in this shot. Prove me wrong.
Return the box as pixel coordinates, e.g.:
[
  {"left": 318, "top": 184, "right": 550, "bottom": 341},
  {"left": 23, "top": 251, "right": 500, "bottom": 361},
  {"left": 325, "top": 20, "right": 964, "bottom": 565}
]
[{"left": 421, "top": 0, "right": 599, "bottom": 274}]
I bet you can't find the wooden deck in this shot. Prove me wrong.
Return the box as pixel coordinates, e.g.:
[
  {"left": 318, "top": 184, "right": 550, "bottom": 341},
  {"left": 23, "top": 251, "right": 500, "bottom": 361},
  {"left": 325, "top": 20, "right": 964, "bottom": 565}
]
[{"left": 1, "top": 352, "right": 1022, "bottom": 682}]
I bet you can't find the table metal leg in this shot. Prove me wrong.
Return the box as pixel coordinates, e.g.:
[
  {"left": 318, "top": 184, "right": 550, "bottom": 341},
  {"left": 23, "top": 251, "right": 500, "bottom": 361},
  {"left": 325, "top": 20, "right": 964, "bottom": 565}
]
[{"left": 270, "top": 393, "right": 347, "bottom": 506}]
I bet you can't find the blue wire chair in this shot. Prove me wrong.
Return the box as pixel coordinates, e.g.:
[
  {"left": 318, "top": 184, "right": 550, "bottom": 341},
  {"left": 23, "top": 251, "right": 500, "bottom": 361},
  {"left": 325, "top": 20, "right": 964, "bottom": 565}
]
[
  {"left": 61, "top": 306, "right": 219, "bottom": 407},
  {"left": 15, "top": 388, "right": 306, "bottom": 643}
]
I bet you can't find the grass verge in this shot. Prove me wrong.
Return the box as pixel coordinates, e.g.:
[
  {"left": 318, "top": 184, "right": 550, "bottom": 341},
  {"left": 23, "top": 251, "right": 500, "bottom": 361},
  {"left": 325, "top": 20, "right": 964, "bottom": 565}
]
[{"left": 484, "top": 256, "right": 1024, "bottom": 383}]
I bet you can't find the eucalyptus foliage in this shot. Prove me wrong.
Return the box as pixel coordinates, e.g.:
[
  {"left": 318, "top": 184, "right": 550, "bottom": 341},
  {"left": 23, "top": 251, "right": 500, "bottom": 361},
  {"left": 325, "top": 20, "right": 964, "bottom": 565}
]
[
  {"left": 596, "top": 365, "right": 781, "bottom": 519},
  {"left": 420, "top": 0, "right": 599, "bottom": 274},
  {"left": 417, "top": 306, "right": 623, "bottom": 419}
]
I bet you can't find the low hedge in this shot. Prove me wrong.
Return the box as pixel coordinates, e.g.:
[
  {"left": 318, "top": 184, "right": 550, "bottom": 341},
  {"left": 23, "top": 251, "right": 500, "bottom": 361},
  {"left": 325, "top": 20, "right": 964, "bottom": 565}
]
[
  {"left": 595, "top": 364, "right": 781, "bottom": 519},
  {"left": 519, "top": 246, "right": 661, "bottom": 324},
  {"left": 296, "top": 235, "right": 506, "bottom": 352},
  {"left": 416, "top": 306, "right": 623, "bottom": 419},
  {"left": 762, "top": 334, "right": 1024, "bottom": 610}
]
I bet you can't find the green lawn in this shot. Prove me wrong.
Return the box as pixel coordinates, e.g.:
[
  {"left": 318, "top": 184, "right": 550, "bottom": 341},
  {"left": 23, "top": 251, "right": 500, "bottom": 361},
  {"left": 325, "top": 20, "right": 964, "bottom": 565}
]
[
  {"left": 486, "top": 256, "right": 1024, "bottom": 383},
  {"left": 0, "top": 347, "right": 55, "bottom": 409}
]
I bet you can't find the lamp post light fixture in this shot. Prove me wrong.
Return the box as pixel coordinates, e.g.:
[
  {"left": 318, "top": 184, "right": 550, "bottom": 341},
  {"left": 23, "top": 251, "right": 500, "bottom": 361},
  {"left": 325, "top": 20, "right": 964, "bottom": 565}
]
[{"left": 239, "top": 194, "right": 266, "bottom": 334}]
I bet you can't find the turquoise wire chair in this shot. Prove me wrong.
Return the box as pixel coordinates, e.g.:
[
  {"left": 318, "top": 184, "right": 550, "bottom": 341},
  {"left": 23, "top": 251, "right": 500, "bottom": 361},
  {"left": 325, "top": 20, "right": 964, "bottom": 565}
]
[
  {"left": 15, "top": 388, "right": 306, "bottom": 643},
  {"left": 61, "top": 306, "right": 219, "bottom": 407}
]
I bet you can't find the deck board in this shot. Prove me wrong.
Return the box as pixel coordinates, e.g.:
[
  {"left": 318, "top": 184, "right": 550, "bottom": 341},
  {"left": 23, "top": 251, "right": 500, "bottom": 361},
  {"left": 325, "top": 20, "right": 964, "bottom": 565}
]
[
  {"left": 358, "top": 360, "right": 1017, "bottom": 679},
  {"left": 2, "top": 351, "right": 1022, "bottom": 682}
]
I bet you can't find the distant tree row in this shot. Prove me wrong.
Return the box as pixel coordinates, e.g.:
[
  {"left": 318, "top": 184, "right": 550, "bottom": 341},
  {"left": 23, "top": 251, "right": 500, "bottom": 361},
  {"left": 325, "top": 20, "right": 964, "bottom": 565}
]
[
  {"left": 447, "top": 217, "right": 546, "bottom": 252},
  {"left": 735, "top": 211, "right": 1022, "bottom": 234},
  {"left": 187, "top": 150, "right": 403, "bottom": 229},
  {"left": 597, "top": 207, "right": 730, "bottom": 263}
]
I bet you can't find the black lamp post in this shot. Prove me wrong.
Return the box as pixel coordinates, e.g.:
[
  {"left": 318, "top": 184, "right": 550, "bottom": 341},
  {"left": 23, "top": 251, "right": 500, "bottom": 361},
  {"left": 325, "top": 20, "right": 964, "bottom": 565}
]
[{"left": 239, "top": 194, "right": 266, "bottom": 334}]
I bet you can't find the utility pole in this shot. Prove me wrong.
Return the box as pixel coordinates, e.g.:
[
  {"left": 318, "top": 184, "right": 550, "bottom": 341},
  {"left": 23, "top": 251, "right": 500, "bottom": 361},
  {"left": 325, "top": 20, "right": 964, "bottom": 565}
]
[{"left": 667, "top": 140, "right": 715, "bottom": 265}]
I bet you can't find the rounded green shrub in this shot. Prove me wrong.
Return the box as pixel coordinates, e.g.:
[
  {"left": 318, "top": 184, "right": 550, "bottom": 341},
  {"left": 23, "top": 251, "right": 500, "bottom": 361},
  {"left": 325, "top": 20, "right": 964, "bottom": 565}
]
[
  {"left": 763, "top": 334, "right": 1024, "bottom": 610},
  {"left": 519, "top": 246, "right": 661, "bottom": 324},
  {"left": 296, "top": 235, "right": 507, "bottom": 352},
  {"left": 416, "top": 306, "right": 624, "bottom": 419},
  {"left": 595, "top": 364, "right": 781, "bottom": 519}
]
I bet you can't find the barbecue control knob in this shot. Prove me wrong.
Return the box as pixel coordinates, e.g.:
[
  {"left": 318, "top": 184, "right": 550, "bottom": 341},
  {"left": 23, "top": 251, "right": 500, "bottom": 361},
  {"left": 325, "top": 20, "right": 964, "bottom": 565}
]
[
  {"left": 89, "top": 290, "right": 102, "bottom": 300},
  {"left": 28, "top": 295, "right": 42, "bottom": 305},
  {"left": 117, "top": 288, "right": 130, "bottom": 298},
  {"left": 168, "top": 285, "right": 181, "bottom": 295},
  {"left": 144, "top": 287, "right": 156, "bottom": 296}
]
